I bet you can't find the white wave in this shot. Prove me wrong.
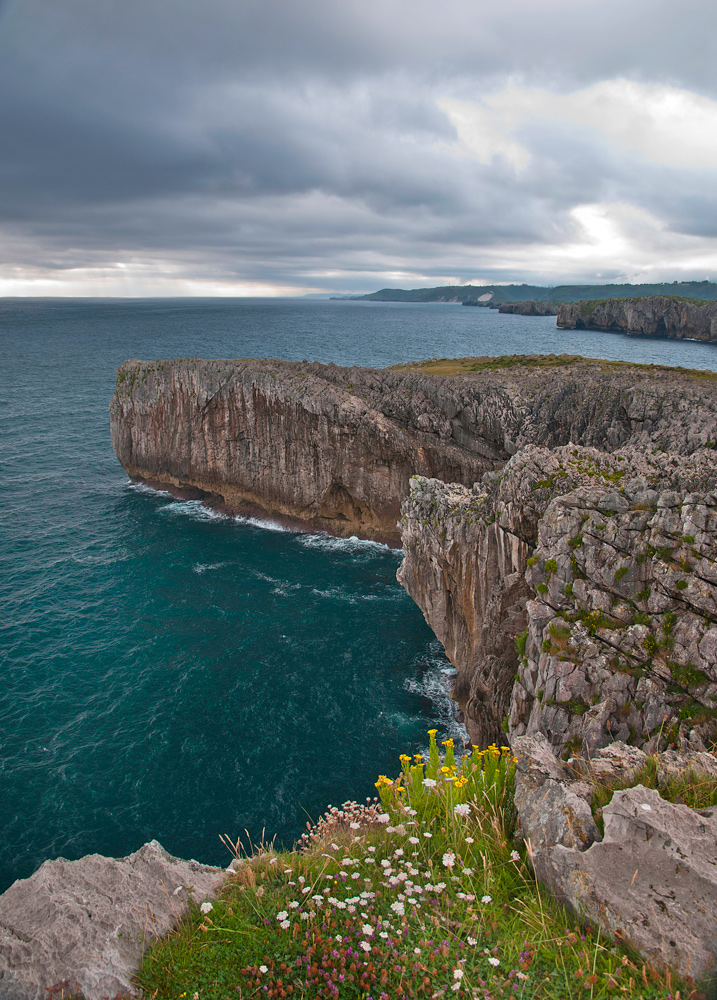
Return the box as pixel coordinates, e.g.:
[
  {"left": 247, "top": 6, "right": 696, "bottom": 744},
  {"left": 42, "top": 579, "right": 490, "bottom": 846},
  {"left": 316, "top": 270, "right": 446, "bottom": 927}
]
[
  {"left": 404, "top": 657, "right": 469, "bottom": 748},
  {"left": 126, "top": 481, "right": 174, "bottom": 498},
  {"left": 235, "top": 515, "right": 293, "bottom": 533},
  {"left": 298, "top": 532, "right": 397, "bottom": 556},
  {"left": 157, "top": 500, "right": 227, "bottom": 521}
]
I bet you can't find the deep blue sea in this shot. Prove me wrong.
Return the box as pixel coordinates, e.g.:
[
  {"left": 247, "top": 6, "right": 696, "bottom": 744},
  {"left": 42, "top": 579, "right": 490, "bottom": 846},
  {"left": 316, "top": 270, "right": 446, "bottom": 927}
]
[{"left": 2, "top": 297, "right": 717, "bottom": 893}]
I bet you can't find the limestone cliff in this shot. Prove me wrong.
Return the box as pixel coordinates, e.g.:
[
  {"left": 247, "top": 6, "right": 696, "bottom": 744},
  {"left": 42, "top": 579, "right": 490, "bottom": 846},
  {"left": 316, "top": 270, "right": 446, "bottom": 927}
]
[
  {"left": 111, "top": 356, "right": 717, "bottom": 751},
  {"left": 557, "top": 295, "right": 717, "bottom": 340}
]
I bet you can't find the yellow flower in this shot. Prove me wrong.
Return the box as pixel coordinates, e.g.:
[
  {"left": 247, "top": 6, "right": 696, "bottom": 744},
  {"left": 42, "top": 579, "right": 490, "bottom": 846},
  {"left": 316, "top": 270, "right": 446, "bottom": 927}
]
[
  {"left": 442, "top": 738, "right": 454, "bottom": 748},
  {"left": 427, "top": 729, "right": 438, "bottom": 736},
  {"left": 399, "top": 754, "right": 411, "bottom": 763},
  {"left": 414, "top": 754, "right": 423, "bottom": 762}
]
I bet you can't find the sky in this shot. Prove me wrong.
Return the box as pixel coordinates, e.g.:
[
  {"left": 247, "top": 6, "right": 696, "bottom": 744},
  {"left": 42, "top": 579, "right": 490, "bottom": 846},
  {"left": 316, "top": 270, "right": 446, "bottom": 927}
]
[{"left": 1, "top": 0, "right": 717, "bottom": 297}]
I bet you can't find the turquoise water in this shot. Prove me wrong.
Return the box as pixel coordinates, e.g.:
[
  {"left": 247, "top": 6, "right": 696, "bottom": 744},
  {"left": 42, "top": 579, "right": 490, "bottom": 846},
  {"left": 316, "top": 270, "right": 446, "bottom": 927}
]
[{"left": 2, "top": 298, "right": 717, "bottom": 893}]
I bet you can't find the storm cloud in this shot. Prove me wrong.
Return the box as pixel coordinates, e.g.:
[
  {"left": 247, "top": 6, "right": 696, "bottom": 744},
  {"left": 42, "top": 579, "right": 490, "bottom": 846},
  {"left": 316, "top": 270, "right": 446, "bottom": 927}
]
[{"left": 1, "top": 0, "right": 716, "bottom": 294}]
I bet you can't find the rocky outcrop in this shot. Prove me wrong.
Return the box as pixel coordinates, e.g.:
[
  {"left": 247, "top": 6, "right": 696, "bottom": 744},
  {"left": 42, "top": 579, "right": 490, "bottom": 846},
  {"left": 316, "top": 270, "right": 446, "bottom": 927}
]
[
  {"left": 557, "top": 295, "right": 717, "bottom": 340},
  {"left": 0, "top": 841, "right": 225, "bottom": 1000},
  {"left": 110, "top": 356, "right": 717, "bottom": 542},
  {"left": 496, "top": 300, "right": 559, "bottom": 316},
  {"left": 512, "top": 737, "right": 717, "bottom": 986}
]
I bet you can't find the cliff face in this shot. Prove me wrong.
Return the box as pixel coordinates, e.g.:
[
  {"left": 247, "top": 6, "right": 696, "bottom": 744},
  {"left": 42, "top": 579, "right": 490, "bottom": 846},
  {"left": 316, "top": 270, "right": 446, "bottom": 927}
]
[
  {"left": 399, "top": 446, "right": 717, "bottom": 751},
  {"left": 111, "top": 356, "right": 717, "bottom": 750},
  {"left": 110, "top": 356, "right": 717, "bottom": 540},
  {"left": 557, "top": 295, "right": 717, "bottom": 340},
  {"left": 496, "top": 300, "right": 559, "bottom": 316}
]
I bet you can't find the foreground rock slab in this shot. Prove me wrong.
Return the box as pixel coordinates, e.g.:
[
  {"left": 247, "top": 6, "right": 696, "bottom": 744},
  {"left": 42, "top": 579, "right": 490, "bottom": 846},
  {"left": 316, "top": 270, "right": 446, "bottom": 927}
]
[{"left": 0, "top": 841, "right": 225, "bottom": 1000}]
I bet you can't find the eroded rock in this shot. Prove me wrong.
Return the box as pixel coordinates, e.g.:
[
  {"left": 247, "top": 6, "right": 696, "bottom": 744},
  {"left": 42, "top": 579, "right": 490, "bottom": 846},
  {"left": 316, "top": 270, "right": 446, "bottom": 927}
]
[
  {"left": 544, "top": 786, "right": 717, "bottom": 984},
  {"left": 0, "top": 840, "right": 225, "bottom": 1000}
]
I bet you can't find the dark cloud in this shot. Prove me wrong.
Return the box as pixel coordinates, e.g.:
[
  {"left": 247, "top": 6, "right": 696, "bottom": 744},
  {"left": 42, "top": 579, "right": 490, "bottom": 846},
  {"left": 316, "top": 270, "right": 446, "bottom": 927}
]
[{"left": 0, "top": 0, "right": 716, "bottom": 293}]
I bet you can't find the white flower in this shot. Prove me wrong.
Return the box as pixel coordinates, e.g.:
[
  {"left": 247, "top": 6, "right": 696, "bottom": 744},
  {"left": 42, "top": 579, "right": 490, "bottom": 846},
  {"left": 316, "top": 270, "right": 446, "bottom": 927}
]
[
  {"left": 454, "top": 803, "right": 471, "bottom": 817},
  {"left": 481, "top": 894, "right": 492, "bottom": 904},
  {"left": 422, "top": 778, "right": 437, "bottom": 787},
  {"left": 462, "top": 868, "right": 473, "bottom": 876},
  {"left": 362, "top": 923, "right": 373, "bottom": 935},
  {"left": 423, "top": 832, "right": 432, "bottom": 839},
  {"left": 390, "top": 901, "right": 405, "bottom": 916},
  {"left": 467, "top": 936, "right": 477, "bottom": 946},
  {"left": 377, "top": 813, "right": 391, "bottom": 824},
  {"left": 331, "top": 843, "right": 340, "bottom": 850},
  {"left": 269, "top": 858, "right": 277, "bottom": 865},
  {"left": 453, "top": 969, "right": 464, "bottom": 980},
  {"left": 451, "top": 984, "right": 461, "bottom": 992},
  {"left": 406, "top": 808, "right": 418, "bottom": 816},
  {"left": 408, "top": 836, "right": 419, "bottom": 844},
  {"left": 379, "top": 931, "right": 389, "bottom": 939},
  {"left": 517, "top": 971, "right": 529, "bottom": 981},
  {"left": 488, "top": 956, "right": 500, "bottom": 967},
  {"left": 280, "top": 920, "right": 290, "bottom": 929},
  {"left": 276, "top": 910, "right": 288, "bottom": 921},
  {"left": 368, "top": 846, "right": 376, "bottom": 852},
  {"left": 394, "top": 848, "right": 404, "bottom": 857},
  {"left": 284, "top": 868, "right": 293, "bottom": 873},
  {"left": 510, "top": 850, "right": 521, "bottom": 862},
  {"left": 199, "top": 902, "right": 213, "bottom": 914},
  {"left": 301, "top": 912, "right": 310, "bottom": 920},
  {"left": 298, "top": 875, "right": 305, "bottom": 883},
  {"left": 259, "top": 965, "right": 268, "bottom": 974},
  {"left": 289, "top": 901, "right": 300, "bottom": 909},
  {"left": 465, "top": 837, "right": 474, "bottom": 844},
  {"left": 359, "top": 940, "right": 371, "bottom": 953},
  {"left": 435, "top": 882, "right": 446, "bottom": 891},
  {"left": 335, "top": 934, "right": 343, "bottom": 941},
  {"left": 350, "top": 821, "right": 361, "bottom": 829},
  {"left": 442, "top": 852, "right": 456, "bottom": 868},
  {"left": 352, "top": 872, "right": 360, "bottom": 879}
]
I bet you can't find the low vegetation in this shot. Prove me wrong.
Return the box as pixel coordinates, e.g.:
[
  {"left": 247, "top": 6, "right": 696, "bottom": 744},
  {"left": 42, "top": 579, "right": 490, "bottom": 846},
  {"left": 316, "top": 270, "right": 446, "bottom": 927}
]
[
  {"left": 135, "top": 733, "right": 700, "bottom": 999},
  {"left": 388, "top": 354, "right": 717, "bottom": 380}
]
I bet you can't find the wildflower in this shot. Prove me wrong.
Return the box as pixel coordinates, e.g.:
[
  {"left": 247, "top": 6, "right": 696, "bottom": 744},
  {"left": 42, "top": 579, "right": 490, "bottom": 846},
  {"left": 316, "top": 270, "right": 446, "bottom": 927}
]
[
  {"left": 199, "top": 902, "right": 213, "bottom": 914},
  {"left": 377, "top": 813, "right": 390, "bottom": 824},
  {"left": 488, "top": 956, "right": 500, "bottom": 967},
  {"left": 301, "top": 912, "right": 310, "bottom": 920},
  {"left": 390, "top": 901, "right": 405, "bottom": 916},
  {"left": 368, "top": 846, "right": 376, "bottom": 852},
  {"left": 362, "top": 924, "right": 373, "bottom": 935},
  {"left": 276, "top": 910, "right": 288, "bottom": 921},
  {"left": 268, "top": 857, "right": 277, "bottom": 865},
  {"left": 467, "top": 936, "right": 477, "bottom": 946},
  {"left": 414, "top": 947, "right": 421, "bottom": 954},
  {"left": 280, "top": 920, "right": 290, "bottom": 929},
  {"left": 423, "top": 832, "right": 432, "bottom": 839},
  {"left": 462, "top": 868, "right": 474, "bottom": 876},
  {"left": 453, "top": 969, "right": 464, "bottom": 980},
  {"left": 510, "top": 850, "right": 520, "bottom": 862},
  {"left": 360, "top": 940, "right": 371, "bottom": 952},
  {"left": 442, "top": 738, "right": 454, "bottom": 748},
  {"left": 427, "top": 728, "right": 437, "bottom": 736},
  {"left": 406, "top": 808, "right": 418, "bottom": 816},
  {"left": 350, "top": 822, "right": 361, "bottom": 829},
  {"left": 394, "top": 848, "right": 404, "bottom": 857},
  {"left": 422, "top": 778, "right": 437, "bottom": 788},
  {"left": 259, "top": 965, "right": 268, "bottom": 974},
  {"left": 408, "top": 836, "right": 419, "bottom": 844},
  {"left": 452, "top": 984, "right": 461, "bottom": 992},
  {"left": 465, "top": 837, "right": 474, "bottom": 844},
  {"left": 379, "top": 931, "right": 389, "bottom": 939},
  {"left": 442, "top": 852, "right": 456, "bottom": 868},
  {"left": 284, "top": 868, "right": 293, "bottom": 873},
  {"left": 454, "top": 803, "right": 471, "bottom": 817},
  {"left": 481, "top": 895, "right": 492, "bottom": 904},
  {"left": 289, "top": 901, "right": 300, "bottom": 909}
]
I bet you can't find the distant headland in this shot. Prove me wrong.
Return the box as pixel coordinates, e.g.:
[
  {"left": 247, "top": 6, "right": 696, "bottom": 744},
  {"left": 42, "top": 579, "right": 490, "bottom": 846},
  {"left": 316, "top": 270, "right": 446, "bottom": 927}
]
[{"left": 334, "top": 279, "right": 717, "bottom": 304}]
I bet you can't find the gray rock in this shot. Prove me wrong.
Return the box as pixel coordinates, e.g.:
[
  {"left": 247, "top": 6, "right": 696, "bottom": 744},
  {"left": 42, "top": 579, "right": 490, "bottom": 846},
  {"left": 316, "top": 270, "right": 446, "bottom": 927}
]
[
  {"left": 544, "top": 786, "right": 717, "bottom": 984},
  {"left": 0, "top": 840, "right": 225, "bottom": 1000},
  {"left": 512, "top": 735, "right": 600, "bottom": 884}
]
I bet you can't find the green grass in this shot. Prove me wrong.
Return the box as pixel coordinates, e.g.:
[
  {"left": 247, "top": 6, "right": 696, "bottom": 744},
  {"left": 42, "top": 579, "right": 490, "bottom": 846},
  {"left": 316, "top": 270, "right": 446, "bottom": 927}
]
[{"left": 133, "top": 735, "right": 696, "bottom": 999}]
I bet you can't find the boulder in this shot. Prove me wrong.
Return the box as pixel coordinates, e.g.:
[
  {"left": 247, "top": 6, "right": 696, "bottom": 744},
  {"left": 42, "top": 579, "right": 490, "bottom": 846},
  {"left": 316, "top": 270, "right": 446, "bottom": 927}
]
[
  {"left": 544, "top": 786, "right": 717, "bottom": 985},
  {"left": 0, "top": 841, "right": 225, "bottom": 1000}
]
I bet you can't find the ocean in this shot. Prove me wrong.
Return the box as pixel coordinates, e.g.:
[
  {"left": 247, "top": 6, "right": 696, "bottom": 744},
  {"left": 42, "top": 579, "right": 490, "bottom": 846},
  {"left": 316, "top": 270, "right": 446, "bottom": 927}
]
[{"left": 2, "top": 296, "right": 717, "bottom": 893}]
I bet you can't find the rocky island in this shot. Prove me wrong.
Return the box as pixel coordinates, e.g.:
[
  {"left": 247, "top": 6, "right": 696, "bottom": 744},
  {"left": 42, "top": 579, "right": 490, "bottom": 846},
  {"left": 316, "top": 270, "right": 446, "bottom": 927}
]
[{"left": 111, "top": 354, "right": 717, "bottom": 755}]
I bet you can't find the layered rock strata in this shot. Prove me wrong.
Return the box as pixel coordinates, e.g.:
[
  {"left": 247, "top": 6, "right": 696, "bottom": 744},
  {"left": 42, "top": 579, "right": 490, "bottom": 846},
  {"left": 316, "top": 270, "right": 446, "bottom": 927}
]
[
  {"left": 110, "top": 356, "right": 717, "bottom": 541},
  {"left": 557, "top": 295, "right": 717, "bottom": 340}
]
